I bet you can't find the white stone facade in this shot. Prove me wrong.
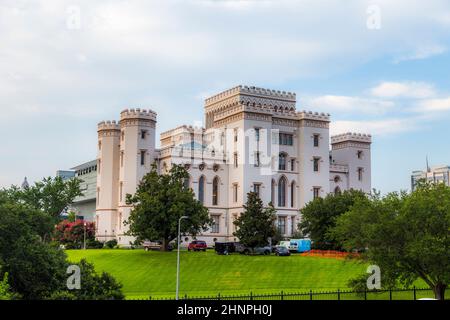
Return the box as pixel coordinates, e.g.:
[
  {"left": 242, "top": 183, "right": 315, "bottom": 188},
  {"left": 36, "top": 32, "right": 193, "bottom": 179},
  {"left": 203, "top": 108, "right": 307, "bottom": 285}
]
[{"left": 95, "top": 86, "right": 372, "bottom": 246}]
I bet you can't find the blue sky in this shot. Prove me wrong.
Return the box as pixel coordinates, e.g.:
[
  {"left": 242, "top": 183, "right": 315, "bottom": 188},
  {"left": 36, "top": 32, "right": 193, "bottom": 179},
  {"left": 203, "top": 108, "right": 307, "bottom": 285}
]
[{"left": 1, "top": 0, "right": 450, "bottom": 193}]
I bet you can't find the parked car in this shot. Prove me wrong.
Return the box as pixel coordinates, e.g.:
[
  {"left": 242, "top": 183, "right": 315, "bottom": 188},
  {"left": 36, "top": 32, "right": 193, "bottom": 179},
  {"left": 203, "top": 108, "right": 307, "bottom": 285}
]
[
  {"left": 274, "top": 246, "right": 291, "bottom": 256},
  {"left": 236, "top": 243, "right": 271, "bottom": 255},
  {"left": 188, "top": 240, "right": 207, "bottom": 251},
  {"left": 143, "top": 240, "right": 173, "bottom": 251},
  {"left": 214, "top": 242, "right": 237, "bottom": 255}
]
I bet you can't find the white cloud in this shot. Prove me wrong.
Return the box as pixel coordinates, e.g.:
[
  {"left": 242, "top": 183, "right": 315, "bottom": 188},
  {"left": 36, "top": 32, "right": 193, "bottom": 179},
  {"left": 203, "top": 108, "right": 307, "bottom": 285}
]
[
  {"left": 331, "top": 118, "right": 417, "bottom": 136},
  {"left": 306, "top": 95, "right": 394, "bottom": 115},
  {"left": 370, "top": 81, "right": 436, "bottom": 99},
  {"left": 414, "top": 97, "right": 450, "bottom": 112},
  {"left": 393, "top": 45, "right": 446, "bottom": 63}
]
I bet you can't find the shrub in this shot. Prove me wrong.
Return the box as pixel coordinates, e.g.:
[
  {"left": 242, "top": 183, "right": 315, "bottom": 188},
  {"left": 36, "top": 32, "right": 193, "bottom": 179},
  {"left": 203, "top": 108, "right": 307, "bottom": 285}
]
[
  {"left": 104, "top": 239, "right": 118, "bottom": 249},
  {"left": 54, "top": 219, "right": 95, "bottom": 248},
  {"left": 86, "top": 239, "right": 104, "bottom": 249}
]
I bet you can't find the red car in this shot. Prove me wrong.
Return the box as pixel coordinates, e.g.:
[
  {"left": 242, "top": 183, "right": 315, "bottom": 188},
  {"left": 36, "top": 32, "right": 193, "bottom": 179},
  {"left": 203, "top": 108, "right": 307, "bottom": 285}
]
[{"left": 188, "top": 240, "right": 207, "bottom": 251}]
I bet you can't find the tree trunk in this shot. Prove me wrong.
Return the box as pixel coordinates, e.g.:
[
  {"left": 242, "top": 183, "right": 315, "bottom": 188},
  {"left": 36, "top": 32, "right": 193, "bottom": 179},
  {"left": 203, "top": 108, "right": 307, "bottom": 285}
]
[
  {"left": 161, "top": 238, "right": 169, "bottom": 252},
  {"left": 433, "top": 283, "right": 446, "bottom": 300}
]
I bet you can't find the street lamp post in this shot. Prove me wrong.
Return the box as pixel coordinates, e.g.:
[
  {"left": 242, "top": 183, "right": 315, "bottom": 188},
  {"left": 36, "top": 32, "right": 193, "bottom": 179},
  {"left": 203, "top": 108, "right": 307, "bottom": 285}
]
[
  {"left": 83, "top": 221, "right": 87, "bottom": 250},
  {"left": 176, "top": 216, "right": 189, "bottom": 300}
]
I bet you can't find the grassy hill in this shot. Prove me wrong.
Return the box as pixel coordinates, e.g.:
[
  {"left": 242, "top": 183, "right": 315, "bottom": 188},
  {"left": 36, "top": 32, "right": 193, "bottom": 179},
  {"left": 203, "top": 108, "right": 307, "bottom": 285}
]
[{"left": 67, "top": 249, "right": 368, "bottom": 299}]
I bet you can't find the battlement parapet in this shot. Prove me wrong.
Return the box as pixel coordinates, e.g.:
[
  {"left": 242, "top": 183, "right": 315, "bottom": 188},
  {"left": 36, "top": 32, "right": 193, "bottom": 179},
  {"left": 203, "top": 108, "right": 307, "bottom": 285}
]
[
  {"left": 331, "top": 132, "right": 372, "bottom": 144},
  {"left": 97, "top": 120, "right": 120, "bottom": 131},
  {"left": 297, "top": 110, "right": 330, "bottom": 122},
  {"left": 120, "top": 108, "right": 157, "bottom": 122},
  {"left": 205, "top": 85, "right": 296, "bottom": 107}
]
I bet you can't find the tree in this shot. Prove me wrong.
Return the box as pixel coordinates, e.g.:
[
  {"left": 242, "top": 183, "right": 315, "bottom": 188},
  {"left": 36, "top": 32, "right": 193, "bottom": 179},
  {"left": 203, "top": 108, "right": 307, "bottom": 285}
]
[
  {"left": 125, "top": 164, "right": 211, "bottom": 251},
  {"left": 49, "top": 259, "right": 124, "bottom": 300},
  {"left": 298, "top": 189, "right": 367, "bottom": 250},
  {"left": 332, "top": 183, "right": 450, "bottom": 300},
  {"left": 1, "top": 176, "right": 83, "bottom": 222},
  {"left": 233, "top": 192, "right": 277, "bottom": 250}
]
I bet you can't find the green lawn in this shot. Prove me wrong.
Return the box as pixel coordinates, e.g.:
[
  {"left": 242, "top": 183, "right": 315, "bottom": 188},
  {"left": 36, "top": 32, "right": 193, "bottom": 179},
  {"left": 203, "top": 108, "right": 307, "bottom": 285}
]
[{"left": 67, "top": 249, "right": 371, "bottom": 299}]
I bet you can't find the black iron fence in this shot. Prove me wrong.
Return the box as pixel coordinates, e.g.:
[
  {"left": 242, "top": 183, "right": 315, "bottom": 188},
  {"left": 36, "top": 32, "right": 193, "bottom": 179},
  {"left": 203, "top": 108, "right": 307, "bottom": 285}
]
[{"left": 148, "top": 287, "right": 435, "bottom": 301}]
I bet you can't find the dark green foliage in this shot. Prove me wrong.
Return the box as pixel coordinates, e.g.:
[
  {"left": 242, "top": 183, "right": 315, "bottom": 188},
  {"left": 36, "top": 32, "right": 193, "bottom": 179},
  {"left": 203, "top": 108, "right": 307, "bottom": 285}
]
[
  {"left": 125, "top": 164, "right": 211, "bottom": 251},
  {"left": 233, "top": 192, "right": 277, "bottom": 249},
  {"left": 332, "top": 183, "right": 450, "bottom": 300},
  {"left": 1, "top": 176, "right": 83, "bottom": 221},
  {"left": 298, "top": 189, "right": 367, "bottom": 250},
  {"left": 104, "top": 239, "right": 118, "bottom": 249},
  {"left": 52, "top": 259, "right": 124, "bottom": 300}
]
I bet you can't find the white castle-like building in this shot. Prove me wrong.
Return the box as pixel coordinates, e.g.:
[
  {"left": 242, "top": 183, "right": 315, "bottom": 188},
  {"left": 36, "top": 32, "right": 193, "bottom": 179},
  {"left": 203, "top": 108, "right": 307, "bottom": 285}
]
[{"left": 95, "top": 86, "right": 372, "bottom": 246}]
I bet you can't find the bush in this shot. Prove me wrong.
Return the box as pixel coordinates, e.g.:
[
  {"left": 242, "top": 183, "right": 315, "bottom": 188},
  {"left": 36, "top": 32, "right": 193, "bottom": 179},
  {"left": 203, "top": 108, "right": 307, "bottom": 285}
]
[
  {"left": 104, "top": 239, "right": 118, "bottom": 249},
  {"left": 86, "top": 239, "right": 104, "bottom": 249},
  {"left": 54, "top": 219, "right": 96, "bottom": 248}
]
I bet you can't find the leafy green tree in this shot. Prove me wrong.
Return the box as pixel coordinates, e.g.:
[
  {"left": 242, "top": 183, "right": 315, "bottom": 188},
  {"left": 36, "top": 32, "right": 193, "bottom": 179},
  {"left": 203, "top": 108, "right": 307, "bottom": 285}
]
[
  {"left": 233, "top": 192, "right": 277, "bottom": 249},
  {"left": 298, "top": 189, "right": 367, "bottom": 250},
  {"left": 1, "top": 176, "right": 83, "bottom": 221},
  {"left": 332, "top": 183, "right": 450, "bottom": 300},
  {"left": 49, "top": 259, "right": 124, "bottom": 300},
  {"left": 125, "top": 164, "right": 211, "bottom": 251}
]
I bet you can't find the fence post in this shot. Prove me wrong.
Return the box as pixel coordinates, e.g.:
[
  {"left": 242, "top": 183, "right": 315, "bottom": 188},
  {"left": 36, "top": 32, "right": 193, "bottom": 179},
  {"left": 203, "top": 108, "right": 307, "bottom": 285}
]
[
  {"left": 310, "top": 289, "right": 313, "bottom": 301},
  {"left": 218, "top": 293, "right": 221, "bottom": 301},
  {"left": 389, "top": 288, "right": 392, "bottom": 301},
  {"left": 413, "top": 286, "right": 416, "bottom": 301},
  {"left": 337, "top": 289, "right": 340, "bottom": 301},
  {"left": 250, "top": 291, "right": 253, "bottom": 301},
  {"left": 184, "top": 293, "right": 187, "bottom": 300},
  {"left": 281, "top": 290, "right": 284, "bottom": 301},
  {"left": 364, "top": 288, "right": 367, "bottom": 300}
]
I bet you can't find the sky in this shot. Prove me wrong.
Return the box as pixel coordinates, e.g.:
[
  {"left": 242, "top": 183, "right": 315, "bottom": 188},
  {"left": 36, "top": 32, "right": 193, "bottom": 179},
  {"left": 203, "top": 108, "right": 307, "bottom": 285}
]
[{"left": 1, "top": 0, "right": 450, "bottom": 193}]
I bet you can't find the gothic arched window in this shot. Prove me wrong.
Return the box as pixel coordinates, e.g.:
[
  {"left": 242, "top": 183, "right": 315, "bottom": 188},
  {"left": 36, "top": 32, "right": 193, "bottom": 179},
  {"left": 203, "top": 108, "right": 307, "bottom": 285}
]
[
  {"left": 212, "top": 176, "right": 219, "bottom": 206},
  {"left": 278, "top": 176, "right": 287, "bottom": 207},
  {"left": 198, "top": 176, "right": 205, "bottom": 204}
]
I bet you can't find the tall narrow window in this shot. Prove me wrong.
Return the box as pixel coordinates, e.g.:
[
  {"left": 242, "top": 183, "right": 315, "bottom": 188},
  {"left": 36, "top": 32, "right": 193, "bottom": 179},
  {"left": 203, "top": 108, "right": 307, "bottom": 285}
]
[
  {"left": 98, "top": 141, "right": 102, "bottom": 151},
  {"left": 290, "top": 181, "right": 295, "bottom": 207},
  {"left": 212, "top": 177, "right": 219, "bottom": 206},
  {"left": 234, "top": 128, "right": 238, "bottom": 142},
  {"left": 279, "top": 153, "right": 287, "bottom": 171},
  {"left": 357, "top": 150, "right": 363, "bottom": 159},
  {"left": 211, "top": 215, "right": 220, "bottom": 233},
  {"left": 233, "top": 183, "right": 238, "bottom": 203},
  {"left": 184, "top": 176, "right": 190, "bottom": 189},
  {"left": 254, "top": 152, "right": 260, "bottom": 167},
  {"left": 291, "top": 216, "right": 295, "bottom": 235},
  {"left": 313, "top": 157, "right": 320, "bottom": 172},
  {"left": 313, "top": 134, "right": 320, "bottom": 147},
  {"left": 255, "top": 128, "right": 260, "bottom": 142},
  {"left": 313, "top": 187, "right": 320, "bottom": 199},
  {"left": 141, "top": 130, "right": 147, "bottom": 139},
  {"left": 234, "top": 153, "right": 238, "bottom": 168},
  {"left": 140, "top": 150, "right": 146, "bottom": 166},
  {"left": 291, "top": 159, "right": 295, "bottom": 171},
  {"left": 120, "top": 151, "right": 124, "bottom": 167},
  {"left": 277, "top": 216, "right": 286, "bottom": 234},
  {"left": 253, "top": 183, "right": 261, "bottom": 197},
  {"left": 358, "top": 168, "right": 363, "bottom": 181},
  {"left": 334, "top": 186, "right": 341, "bottom": 195},
  {"left": 278, "top": 176, "right": 287, "bottom": 207},
  {"left": 119, "top": 182, "right": 123, "bottom": 202},
  {"left": 199, "top": 176, "right": 205, "bottom": 204},
  {"left": 98, "top": 159, "right": 101, "bottom": 174},
  {"left": 271, "top": 179, "right": 275, "bottom": 204},
  {"left": 121, "top": 131, "right": 125, "bottom": 141}
]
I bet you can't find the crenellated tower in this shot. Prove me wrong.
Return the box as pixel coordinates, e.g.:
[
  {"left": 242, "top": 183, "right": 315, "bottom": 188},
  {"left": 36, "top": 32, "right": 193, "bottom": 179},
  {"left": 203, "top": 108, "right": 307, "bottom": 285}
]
[
  {"left": 330, "top": 132, "right": 372, "bottom": 193},
  {"left": 117, "top": 108, "right": 157, "bottom": 245},
  {"left": 96, "top": 120, "right": 121, "bottom": 241}
]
